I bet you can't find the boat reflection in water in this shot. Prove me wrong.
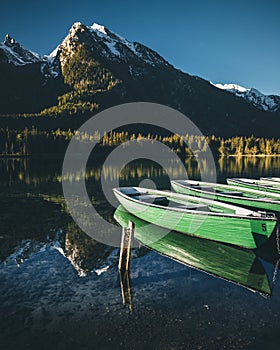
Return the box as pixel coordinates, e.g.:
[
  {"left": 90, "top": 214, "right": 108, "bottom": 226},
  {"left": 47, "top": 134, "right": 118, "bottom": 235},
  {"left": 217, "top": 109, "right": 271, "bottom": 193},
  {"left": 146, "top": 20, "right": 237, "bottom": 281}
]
[{"left": 114, "top": 205, "right": 273, "bottom": 297}]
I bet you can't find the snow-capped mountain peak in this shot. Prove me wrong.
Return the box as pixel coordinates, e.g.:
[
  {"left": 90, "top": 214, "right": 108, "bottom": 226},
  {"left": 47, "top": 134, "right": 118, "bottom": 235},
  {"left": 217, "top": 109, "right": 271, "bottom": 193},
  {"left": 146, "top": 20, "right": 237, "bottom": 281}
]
[
  {"left": 213, "top": 83, "right": 248, "bottom": 93},
  {"left": 4, "top": 34, "right": 16, "bottom": 46},
  {"left": 54, "top": 21, "right": 170, "bottom": 71},
  {"left": 212, "top": 82, "right": 280, "bottom": 113},
  {"left": 91, "top": 23, "right": 107, "bottom": 35},
  {"left": 0, "top": 34, "right": 60, "bottom": 81},
  {"left": 0, "top": 34, "right": 43, "bottom": 66}
]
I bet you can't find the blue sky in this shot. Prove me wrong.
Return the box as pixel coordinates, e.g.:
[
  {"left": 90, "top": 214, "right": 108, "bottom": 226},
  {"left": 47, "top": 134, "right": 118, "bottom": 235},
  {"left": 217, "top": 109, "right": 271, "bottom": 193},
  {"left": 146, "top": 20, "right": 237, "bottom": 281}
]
[{"left": 1, "top": 0, "right": 280, "bottom": 95}]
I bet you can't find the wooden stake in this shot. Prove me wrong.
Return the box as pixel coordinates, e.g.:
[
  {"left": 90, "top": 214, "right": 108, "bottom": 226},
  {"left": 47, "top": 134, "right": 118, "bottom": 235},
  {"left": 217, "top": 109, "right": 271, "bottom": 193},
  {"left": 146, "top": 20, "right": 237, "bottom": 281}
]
[
  {"left": 118, "top": 220, "right": 134, "bottom": 272},
  {"left": 118, "top": 220, "right": 134, "bottom": 311}
]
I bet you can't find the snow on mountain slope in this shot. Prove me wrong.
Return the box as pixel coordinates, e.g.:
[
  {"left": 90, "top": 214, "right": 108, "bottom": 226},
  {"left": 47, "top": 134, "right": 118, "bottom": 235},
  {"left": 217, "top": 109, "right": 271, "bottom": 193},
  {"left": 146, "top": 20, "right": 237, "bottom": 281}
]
[
  {"left": 52, "top": 21, "right": 170, "bottom": 73},
  {"left": 212, "top": 83, "right": 280, "bottom": 112},
  {"left": 0, "top": 34, "right": 43, "bottom": 65},
  {"left": 90, "top": 22, "right": 168, "bottom": 66},
  {"left": 1, "top": 21, "right": 279, "bottom": 118},
  {"left": 0, "top": 34, "right": 59, "bottom": 80}
]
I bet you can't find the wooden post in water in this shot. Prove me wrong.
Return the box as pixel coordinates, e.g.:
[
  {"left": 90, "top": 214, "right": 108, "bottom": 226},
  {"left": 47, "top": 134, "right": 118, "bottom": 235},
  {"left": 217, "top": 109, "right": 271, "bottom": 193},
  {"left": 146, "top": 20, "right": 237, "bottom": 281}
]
[
  {"left": 118, "top": 220, "right": 134, "bottom": 272},
  {"left": 118, "top": 220, "right": 134, "bottom": 311}
]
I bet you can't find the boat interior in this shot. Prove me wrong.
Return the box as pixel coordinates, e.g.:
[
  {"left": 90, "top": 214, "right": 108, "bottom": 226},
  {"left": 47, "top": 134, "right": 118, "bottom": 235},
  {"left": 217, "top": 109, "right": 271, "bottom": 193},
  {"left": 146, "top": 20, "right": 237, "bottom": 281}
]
[
  {"left": 232, "top": 178, "right": 275, "bottom": 188},
  {"left": 117, "top": 187, "right": 273, "bottom": 216},
  {"left": 175, "top": 180, "right": 244, "bottom": 197},
  {"left": 119, "top": 187, "right": 211, "bottom": 211}
]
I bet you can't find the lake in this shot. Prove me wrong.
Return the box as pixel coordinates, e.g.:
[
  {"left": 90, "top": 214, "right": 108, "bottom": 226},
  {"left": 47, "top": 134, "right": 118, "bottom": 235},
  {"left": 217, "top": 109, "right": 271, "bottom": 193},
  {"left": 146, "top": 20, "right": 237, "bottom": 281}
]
[{"left": 1, "top": 155, "right": 280, "bottom": 350}]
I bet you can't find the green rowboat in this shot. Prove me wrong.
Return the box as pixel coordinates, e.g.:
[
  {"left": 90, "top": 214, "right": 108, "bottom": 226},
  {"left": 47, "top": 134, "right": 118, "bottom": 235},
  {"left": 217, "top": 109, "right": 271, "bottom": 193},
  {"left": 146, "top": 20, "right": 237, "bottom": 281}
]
[
  {"left": 113, "top": 187, "right": 277, "bottom": 249},
  {"left": 114, "top": 206, "right": 272, "bottom": 296},
  {"left": 259, "top": 177, "right": 280, "bottom": 187},
  {"left": 227, "top": 178, "right": 280, "bottom": 195},
  {"left": 171, "top": 179, "right": 280, "bottom": 213}
]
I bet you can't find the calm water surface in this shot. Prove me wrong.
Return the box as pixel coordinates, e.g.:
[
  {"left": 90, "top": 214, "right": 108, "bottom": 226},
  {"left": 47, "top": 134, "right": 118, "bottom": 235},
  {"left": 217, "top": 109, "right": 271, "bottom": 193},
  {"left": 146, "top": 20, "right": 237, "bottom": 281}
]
[{"left": 1, "top": 156, "right": 280, "bottom": 350}]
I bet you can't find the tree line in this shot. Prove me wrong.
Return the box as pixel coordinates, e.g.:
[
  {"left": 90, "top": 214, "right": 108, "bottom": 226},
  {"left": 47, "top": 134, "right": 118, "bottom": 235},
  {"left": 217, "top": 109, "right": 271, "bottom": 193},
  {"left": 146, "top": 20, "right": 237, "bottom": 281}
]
[{"left": 1, "top": 129, "right": 280, "bottom": 157}]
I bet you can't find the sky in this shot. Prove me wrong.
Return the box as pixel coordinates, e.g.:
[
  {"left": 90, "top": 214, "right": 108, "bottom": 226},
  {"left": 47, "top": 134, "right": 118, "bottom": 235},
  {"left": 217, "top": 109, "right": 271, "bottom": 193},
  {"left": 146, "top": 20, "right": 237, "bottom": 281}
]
[{"left": 1, "top": 0, "right": 280, "bottom": 95}]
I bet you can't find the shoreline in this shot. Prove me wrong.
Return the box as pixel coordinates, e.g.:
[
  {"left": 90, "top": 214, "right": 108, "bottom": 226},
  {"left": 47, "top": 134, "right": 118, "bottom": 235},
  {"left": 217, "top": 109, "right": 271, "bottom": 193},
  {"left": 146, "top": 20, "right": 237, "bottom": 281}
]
[{"left": 1, "top": 154, "right": 280, "bottom": 159}]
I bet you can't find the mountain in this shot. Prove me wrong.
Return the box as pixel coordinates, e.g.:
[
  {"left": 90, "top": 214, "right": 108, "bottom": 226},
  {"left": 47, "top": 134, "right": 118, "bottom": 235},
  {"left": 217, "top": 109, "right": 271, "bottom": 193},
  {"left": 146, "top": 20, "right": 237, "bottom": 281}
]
[
  {"left": 212, "top": 83, "right": 280, "bottom": 113},
  {"left": 0, "top": 34, "right": 43, "bottom": 65},
  {"left": 0, "top": 35, "right": 66, "bottom": 114},
  {"left": 0, "top": 22, "right": 279, "bottom": 137}
]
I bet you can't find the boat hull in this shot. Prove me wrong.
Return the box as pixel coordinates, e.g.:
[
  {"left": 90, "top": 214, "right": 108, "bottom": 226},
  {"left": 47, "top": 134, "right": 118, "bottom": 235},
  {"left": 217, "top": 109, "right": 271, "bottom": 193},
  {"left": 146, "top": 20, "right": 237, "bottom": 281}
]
[
  {"left": 113, "top": 189, "right": 277, "bottom": 249},
  {"left": 259, "top": 178, "right": 280, "bottom": 187},
  {"left": 114, "top": 206, "right": 272, "bottom": 296},
  {"left": 227, "top": 178, "right": 280, "bottom": 195},
  {"left": 171, "top": 180, "right": 280, "bottom": 213}
]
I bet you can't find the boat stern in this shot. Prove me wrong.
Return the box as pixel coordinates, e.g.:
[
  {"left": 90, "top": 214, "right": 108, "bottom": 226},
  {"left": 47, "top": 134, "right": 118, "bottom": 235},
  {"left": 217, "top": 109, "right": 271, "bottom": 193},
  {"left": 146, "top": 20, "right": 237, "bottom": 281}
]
[{"left": 250, "top": 213, "right": 277, "bottom": 248}]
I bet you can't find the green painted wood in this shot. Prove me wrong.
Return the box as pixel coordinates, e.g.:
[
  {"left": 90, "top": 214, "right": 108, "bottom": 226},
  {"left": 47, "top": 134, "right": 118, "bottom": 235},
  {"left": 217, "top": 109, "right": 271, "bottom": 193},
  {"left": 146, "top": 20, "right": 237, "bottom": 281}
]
[
  {"left": 113, "top": 187, "right": 277, "bottom": 249},
  {"left": 259, "top": 178, "right": 280, "bottom": 187},
  {"left": 227, "top": 178, "right": 280, "bottom": 195},
  {"left": 114, "top": 206, "right": 272, "bottom": 296},
  {"left": 171, "top": 180, "right": 280, "bottom": 212}
]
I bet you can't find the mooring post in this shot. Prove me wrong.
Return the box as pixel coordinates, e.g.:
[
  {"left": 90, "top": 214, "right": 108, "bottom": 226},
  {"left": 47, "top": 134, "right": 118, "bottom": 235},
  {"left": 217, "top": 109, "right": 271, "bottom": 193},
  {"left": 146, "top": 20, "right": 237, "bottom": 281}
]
[
  {"left": 118, "top": 220, "right": 134, "bottom": 272},
  {"left": 118, "top": 220, "right": 134, "bottom": 311}
]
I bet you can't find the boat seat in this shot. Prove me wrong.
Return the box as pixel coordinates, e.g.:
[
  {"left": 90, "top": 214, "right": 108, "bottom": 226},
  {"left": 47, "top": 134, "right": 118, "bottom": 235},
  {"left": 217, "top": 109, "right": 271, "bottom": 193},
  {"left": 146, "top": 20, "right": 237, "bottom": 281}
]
[
  {"left": 199, "top": 186, "right": 215, "bottom": 191},
  {"left": 121, "top": 188, "right": 141, "bottom": 196},
  {"left": 176, "top": 180, "right": 196, "bottom": 186},
  {"left": 177, "top": 204, "right": 210, "bottom": 211},
  {"left": 137, "top": 195, "right": 166, "bottom": 204},
  {"left": 218, "top": 191, "right": 243, "bottom": 196}
]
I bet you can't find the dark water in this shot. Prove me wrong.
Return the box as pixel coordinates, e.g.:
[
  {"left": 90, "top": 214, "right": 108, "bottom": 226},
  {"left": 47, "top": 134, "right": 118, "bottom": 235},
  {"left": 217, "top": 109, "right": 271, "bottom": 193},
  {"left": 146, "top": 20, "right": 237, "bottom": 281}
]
[{"left": 1, "top": 156, "right": 280, "bottom": 350}]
